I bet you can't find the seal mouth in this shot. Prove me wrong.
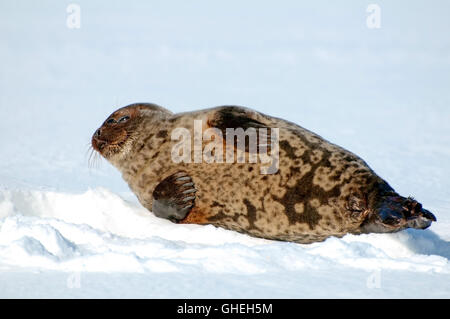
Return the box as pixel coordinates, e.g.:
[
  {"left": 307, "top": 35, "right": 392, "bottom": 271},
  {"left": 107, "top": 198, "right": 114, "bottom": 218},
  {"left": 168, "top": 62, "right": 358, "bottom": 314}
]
[{"left": 91, "top": 128, "right": 129, "bottom": 159}]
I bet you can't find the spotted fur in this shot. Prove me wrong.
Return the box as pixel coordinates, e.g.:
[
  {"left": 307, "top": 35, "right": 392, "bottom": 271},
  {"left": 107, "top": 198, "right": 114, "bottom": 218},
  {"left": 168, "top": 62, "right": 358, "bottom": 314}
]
[{"left": 92, "top": 103, "right": 436, "bottom": 244}]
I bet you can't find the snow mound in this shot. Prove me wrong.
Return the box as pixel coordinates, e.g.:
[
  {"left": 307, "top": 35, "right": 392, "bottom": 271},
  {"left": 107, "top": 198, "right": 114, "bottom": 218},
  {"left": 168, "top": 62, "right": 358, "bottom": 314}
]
[{"left": 0, "top": 188, "right": 448, "bottom": 276}]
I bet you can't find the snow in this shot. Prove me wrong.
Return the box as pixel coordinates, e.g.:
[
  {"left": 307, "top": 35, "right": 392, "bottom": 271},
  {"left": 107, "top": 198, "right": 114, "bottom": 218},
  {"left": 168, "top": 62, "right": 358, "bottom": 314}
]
[
  {"left": 0, "top": 188, "right": 449, "bottom": 298},
  {"left": 0, "top": 1, "right": 449, "bottom": 298}
]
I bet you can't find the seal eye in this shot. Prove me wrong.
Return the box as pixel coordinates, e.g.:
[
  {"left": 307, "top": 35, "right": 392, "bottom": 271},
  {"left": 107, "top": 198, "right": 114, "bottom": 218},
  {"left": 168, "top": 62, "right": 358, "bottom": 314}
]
[
  {"left": 106, "top": 118, "right": 116, "bottom": 125},
  {"left": 118, "top": 116, "right": 130, "bottom": 123}
]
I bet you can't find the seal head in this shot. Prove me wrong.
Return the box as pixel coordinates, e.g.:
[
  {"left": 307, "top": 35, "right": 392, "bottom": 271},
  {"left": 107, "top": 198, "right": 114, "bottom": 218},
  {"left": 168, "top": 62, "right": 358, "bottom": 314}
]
[{"left": 92, "top": 103, "right": 170, "bottom": 162}]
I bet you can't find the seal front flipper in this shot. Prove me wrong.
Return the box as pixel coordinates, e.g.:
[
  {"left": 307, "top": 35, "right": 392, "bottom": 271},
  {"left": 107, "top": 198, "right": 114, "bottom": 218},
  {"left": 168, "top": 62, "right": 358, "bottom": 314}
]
[{"left": 152, "top": 171, "right": 197, "bottom": 223}]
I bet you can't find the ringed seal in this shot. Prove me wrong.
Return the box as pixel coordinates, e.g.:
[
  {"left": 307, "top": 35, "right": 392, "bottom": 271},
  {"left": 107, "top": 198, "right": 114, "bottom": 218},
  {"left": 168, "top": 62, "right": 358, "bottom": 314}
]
[{"left": 91, "top": 103, "right": 436, "bottom": 244}]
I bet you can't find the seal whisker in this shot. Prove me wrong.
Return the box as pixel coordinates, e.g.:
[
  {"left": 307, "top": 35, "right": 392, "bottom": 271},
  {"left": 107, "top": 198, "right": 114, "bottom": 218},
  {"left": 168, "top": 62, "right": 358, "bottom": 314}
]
[{"left": 87, "top": 146, "right": 103, "bottom": 169}]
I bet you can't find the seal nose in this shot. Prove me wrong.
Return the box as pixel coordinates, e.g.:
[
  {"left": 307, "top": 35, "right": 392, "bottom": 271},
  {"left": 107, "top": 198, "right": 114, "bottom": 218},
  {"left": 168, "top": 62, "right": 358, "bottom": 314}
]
[{"left": 92, "top": 128, "right": 107, "bottom": 151}]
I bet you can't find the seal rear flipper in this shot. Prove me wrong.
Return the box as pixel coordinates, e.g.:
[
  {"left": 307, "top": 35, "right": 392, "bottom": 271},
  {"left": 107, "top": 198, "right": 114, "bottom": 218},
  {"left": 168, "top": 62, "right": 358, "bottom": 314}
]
[
  {"left": 360, "top": 195, "right": 437, "bottom": 233},
  {"left": 152, "top": 171, "right": 196, "bottom": 223}
]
